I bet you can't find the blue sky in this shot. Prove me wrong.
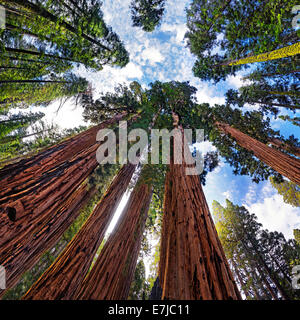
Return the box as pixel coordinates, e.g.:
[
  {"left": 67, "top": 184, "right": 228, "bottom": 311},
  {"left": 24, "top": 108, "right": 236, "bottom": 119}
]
[{"left": 37, "top": 0, "right": 300, "bottom": 240}]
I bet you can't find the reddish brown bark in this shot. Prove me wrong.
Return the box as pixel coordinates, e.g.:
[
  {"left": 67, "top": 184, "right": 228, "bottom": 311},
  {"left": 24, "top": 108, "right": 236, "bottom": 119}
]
[
  {"left": 0, "top": 113, "right": 126, "bottom": 191},
  {"left": 216, "top": 122, "right": 300, "bottom": 185},
  {"left": 77, "top": 180, "right": 152, "bottom": 300},
  {"left": 0, "top": 143, "right": 99, "bottom": 261},
  {"left": 22, "top": 164, "right": 136, "bottom": 300},
  {"left": 0, "top": 181, "right": 96, "bottom": 297},
  {"left": 158, "top": 125, "right": 241, "bottom": 300},
  {"left": 269, "top": 138, "right": 300, "bottom": 158},
  {"left": 0, "top": 114, "right": 128, "bottom": 267}
]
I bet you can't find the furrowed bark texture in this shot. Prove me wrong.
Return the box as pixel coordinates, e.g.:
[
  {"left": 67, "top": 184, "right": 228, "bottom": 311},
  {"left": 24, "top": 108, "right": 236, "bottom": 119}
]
[
  {"left": 77, "top": 181, "right": 152, "bottom": 300},
  {"left": 22, "top": 164, "right": 136, "bottom": 300},
  {"left": 158, "top": 124, "right": 241, "bottom": 300},
  {"left": 0, "top": 114, "right": 126, "bottom": 273},
  {"left": 0, "top": 182, "right": 96, "bottom": 297},
  {"left": 0, "top": 113, "right": 126, "bottom": 188},
  {"left": 216, "top": 122, "right": 300, "bottom": 185},
  {"left": 269, "top": 138, "right": 300, "bottom": 158},
  {"left": 0, "top": 143, "right": 99, "bottom": 263}
]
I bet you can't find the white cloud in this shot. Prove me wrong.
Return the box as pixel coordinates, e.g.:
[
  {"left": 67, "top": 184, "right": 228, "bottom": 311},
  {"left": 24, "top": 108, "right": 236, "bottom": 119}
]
[
  {"left": 222, "top": 190, "right": 233, "bottom": 201},
  {"left": 244, "top": 194, "right": 300, "bottom": 240},
  {"left": 142, "top": 46, "right": 165, "bottom": 65},
  {"left": 160, "top": 23, "right": 187, "bottom": 44}
]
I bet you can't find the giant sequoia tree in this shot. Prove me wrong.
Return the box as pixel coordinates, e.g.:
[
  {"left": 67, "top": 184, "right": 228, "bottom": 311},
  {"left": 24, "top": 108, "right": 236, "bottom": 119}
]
[
  {"left": 77, "top": 172, "right": 153, "bottom": 300},
  {"left": 213, "top": 200, "right": 300, "bottom": 300},
  {"left": 0, "top": 114, "right": 127, "bottom": 295},
  {"left": 23, "top": 163, "right": 136, "bottom": 300}
]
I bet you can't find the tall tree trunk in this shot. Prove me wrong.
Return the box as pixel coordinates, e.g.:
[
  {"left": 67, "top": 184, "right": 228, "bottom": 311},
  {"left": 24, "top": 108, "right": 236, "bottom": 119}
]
[
  {"left": 255, "top": 264, "right": 278, "bottom": 300},
  {"left": 242, "top": 69, "right": 300, "bottom": 80},
  {"left": 0, "top": 143, "right": 99, "bottom": 265},
  {"left": 0, "top": 182, "right": 96, "bottom": 297},
  {"left": 158, "top": 121, "right": 241, "bottom": 300},
  {"left": 77, "top": 179, "right": 153, "bottom": 300},
  {"left": 232, "top": 259, "right": 250, "bottom": 299},
  {"left": 246, "top": 237, "right": 291, "bottom": 300},
  {"left": 22, "top": 164, "right": 136, "bottom": 300},
  {"left": 0, "top": 113, "right": 126, "bottom": 192},
  {"left": 6, "top": 0, "right": 111, "bottom": 51},
  {"left": 251, "top": 101, "right": 300, "bottom": 110},
  {"left": 0, "top": 114, "right": 129, "bottom": 262},
  {"left": 4, "top": 47, "right": 77, "bottom": 63},
  {"left": 269, "top": 138, "right": 300, "bottom": 158},
  {"left": 0, "top": 130, "right": 51, "bottom": 145},
  {"left": 0, "top": 80, "right": 70, "bottom": 84},
  {"left": 222, "top": 42, "right": 300, "bottom": 66},
  {"left": 216, "top": 122, "right": 300, "bottom": 185}
]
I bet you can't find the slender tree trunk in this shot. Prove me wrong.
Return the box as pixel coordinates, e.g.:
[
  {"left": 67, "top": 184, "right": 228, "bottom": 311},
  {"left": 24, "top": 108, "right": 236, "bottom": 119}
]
[
  {"left": 0, "top": 80, "right": 70, "bottom": 84},
  {"left": 4, "top": 47, "right": 76, "bottom": 63},
  {"left": 216, "top": 121, "right": 300, "bottom": 185},
  {"left": 5, "top": 23, "right": 52, "bottom": 41},
  {"left": 251, "top": 100, "right": 300, "bottom": 110},
  {"left": 158, "top": 119, "right": 241, "bottom": 300},
  {"left": 77, "top": 179, "right": 153, "bottom": 300},
  {"left": 5, "top": 56, "right": 51, "bottom": 65},
  {"left": 255, "top": 264, "right": 278, "bottom": 300},
  {"left": 0, "top": 130, "right": 50, "bottom": 145},
  {"left": 247, "top": 237, "right": 291, "bottom": 300},
  {"left": 269, "top": 138, "right": 300, "bottom": 158},
  {"left": 0, "top": 182, "right": 96, "bottom": 297},
  {"left": 6, "top": 0, "right": 111, "bottom": 51},
  {"left": 242, "top": 69, "right": 300, "bottom": 80},
  {"left": 222, "top": 42, "right": 300, "bottom": 66},
  {"left": 232, "top": 259, "right": 250, "bottom": 299},
  {"left": 22, "top": 164, "right": 136, "bottom": 300}
]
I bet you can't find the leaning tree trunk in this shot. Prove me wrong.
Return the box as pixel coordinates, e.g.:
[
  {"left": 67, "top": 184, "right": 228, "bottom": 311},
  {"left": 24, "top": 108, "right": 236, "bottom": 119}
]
[
  {"left": 0, "top": 181, "right": 96, "bottom": 297},
  {"left": 0, "top": 143, "right": 99, "bottom": 262},
  {"left": 269, "top": 138, "right": 300, "bottom": 158},
  {"left": 216, "top": 122, "right": 300, "bottom": 185},
  {"left": 158, "top": 121, "right": 241, "bottom": 300},
  {"left": 223, "top": 42, "right": 300, "bottom": 66},
  {"left": 0, "top": 114, "right": 127, "bottom": 255},
  {"left": 22, "top": 164, "right": 136, "bottom": 300},
  {"left": 0, "top": 113, "right": 126, "bottom": 187},
  {"left": 77, "top": 179, "right": 153, "bottom": 300}
]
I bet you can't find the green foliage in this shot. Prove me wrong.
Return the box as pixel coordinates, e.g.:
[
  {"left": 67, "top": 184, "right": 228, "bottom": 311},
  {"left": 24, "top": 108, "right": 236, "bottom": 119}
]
[
  {"left": 294, "top": 229, "right": 300, "bottom": 244},
  {"left": 270, "top": 177, "right": 300, "bottom": 207},
  {"left": 225, "top": 78, "right": 300, "bottom": 117},
  {"left": 128, "top": 259, "right": 150, "bottom": 300},
  {"left": 1, "top": 0, "right": 129, "bottom": 70},
  {"left": 185, "top": 0, "right": 299, "bottom": 83},
  {"left": 212, "top": 199, "right": 300, "bottom": 300},
  {"left": 131, "top": 0, "right": 165, "bottom": 32}
]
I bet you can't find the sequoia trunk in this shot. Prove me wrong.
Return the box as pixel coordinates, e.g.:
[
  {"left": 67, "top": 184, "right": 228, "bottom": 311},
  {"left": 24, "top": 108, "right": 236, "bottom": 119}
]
[
  {"left": 0, "top": 182, "right": 96, "bottom": 297},
  {"left": 77, "top": 180, "right": 152, "bottom": 300},
  {"left": 158, "top": 124, "right": 241, "bottom": 300},
  {"left": 216, "top": 122, "right": 300, "bottom": 185},
  {"left": 22, "top": 164, "right": 136, "bottom": 300}
]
